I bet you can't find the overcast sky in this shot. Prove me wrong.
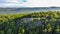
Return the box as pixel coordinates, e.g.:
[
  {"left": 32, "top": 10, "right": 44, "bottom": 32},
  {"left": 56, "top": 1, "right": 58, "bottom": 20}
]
[{"left": 0, "top": 0, "right": 60, "bottom": 7}]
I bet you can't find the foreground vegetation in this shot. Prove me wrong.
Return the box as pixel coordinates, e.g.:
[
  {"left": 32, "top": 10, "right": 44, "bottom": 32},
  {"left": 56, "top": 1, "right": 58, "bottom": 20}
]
[{"left": 0, "top": 11, "right": 60, "bottom": 34}]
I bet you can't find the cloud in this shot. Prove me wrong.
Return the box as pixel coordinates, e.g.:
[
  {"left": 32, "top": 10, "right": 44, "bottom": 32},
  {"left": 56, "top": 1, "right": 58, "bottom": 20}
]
[
  {"left": 6, "top": 0, "right": 27, "bottom": 3},
  {"left": 0, "top": 0, "right": 29, "bottom": 7},
  {"left": 6, "top": 0, "right": 18, "bottom": 3},
  {"left": 27, "top": 0, "right": 60, "bottom": 7},
  {"left": 0, "top": 0, "right": 60, "bottom": 7}
]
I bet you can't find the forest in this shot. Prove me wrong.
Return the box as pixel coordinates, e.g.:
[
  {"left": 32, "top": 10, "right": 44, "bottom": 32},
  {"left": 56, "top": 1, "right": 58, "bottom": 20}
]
[{"left": 0, "top": 11, "right": 60, "bottom": 34}]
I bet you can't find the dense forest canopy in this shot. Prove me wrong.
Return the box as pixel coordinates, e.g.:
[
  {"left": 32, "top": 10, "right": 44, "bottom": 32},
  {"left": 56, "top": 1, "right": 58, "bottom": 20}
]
[{"left": 0, "top": 11, "right": 60, "bottom": 34}]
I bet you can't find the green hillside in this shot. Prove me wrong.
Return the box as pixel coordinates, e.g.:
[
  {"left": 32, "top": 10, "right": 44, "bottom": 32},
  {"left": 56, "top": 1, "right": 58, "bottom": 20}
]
[{"left": 0, "top": 11, "right": 60, "bottom": 34}]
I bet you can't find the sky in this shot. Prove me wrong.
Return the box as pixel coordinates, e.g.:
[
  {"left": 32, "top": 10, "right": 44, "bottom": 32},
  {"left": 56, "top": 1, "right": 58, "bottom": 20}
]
[{"left": 0, "top": 0, "right": 60, "bottom": 7}]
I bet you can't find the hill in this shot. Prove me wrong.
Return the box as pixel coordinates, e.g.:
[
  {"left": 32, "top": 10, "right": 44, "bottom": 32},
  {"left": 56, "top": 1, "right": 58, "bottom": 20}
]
[{"left": 0, "top": 11, "right": 60, "bottom": 34}]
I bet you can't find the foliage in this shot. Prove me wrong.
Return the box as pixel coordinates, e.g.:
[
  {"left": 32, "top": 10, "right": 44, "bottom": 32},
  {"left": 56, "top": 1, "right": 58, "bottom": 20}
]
[{"left": 0, "top": 11, "right": 60, "bottom": 34}]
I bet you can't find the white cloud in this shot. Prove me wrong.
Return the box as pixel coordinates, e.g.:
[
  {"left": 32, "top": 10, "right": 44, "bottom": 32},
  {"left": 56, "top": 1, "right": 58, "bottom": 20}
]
[
  {"left": 0, "top": 0, "right": 60, "bottom": 7},
  {"left": 27, "top": 0, "right": 60, "bottom": 7},
  {"left": 6, "top": 0, "right": 18, "bottom": 3}
]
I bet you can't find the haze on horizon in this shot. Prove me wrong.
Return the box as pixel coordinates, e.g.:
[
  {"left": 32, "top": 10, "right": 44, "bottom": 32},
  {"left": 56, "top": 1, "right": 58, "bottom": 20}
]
[{"left": 0, "top": 0, "right": 60, "bottom": 7}]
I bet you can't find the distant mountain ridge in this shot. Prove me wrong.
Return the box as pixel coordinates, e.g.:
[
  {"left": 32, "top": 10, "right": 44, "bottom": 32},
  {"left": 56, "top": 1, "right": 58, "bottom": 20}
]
[
  {"left": 0, "top": 7, "right": 60, "bottom": 14},
  {"left": 0, "top": 7, "right": 60, "bottom": 11}
]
